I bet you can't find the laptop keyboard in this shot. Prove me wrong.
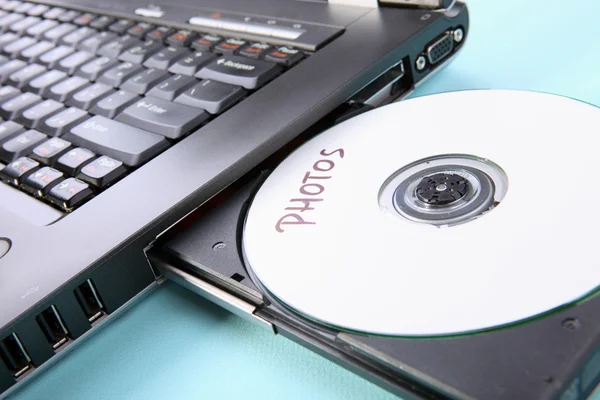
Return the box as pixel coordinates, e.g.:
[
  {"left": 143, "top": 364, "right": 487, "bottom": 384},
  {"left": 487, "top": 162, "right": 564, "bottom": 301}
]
[{"left": 0, "top": 1, "right": 308, "bottom": 212}]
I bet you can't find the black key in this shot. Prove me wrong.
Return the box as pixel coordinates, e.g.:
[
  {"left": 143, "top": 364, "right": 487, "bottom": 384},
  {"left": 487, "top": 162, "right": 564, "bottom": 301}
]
[
  {"left": 0, "top": 156, "right": 38, "bottom": 185},
  {"left": 43, "top": 23, "right": 77, "bottom": 42},
  {"left": 108, "top": 19, "right": 133, "bottom": 34},
  {"left": 55, "top": 147, "right": 94, "bottom": 174},
  {"left": 43, "top": 7, "right": 65, "bottom": 20},
  {"left": 116, "top": 97, "right": 209, "bottom": 139},
  {"left": 46, "top": 76, "right": 89, "bottom": 102},
  {"left": 239, "top": 43, "right": 271, "bottom": 59},
  {"left": 73, "top": 13, "right": 96, "bottom": 26},
  {"left": 196, "top": 55, "right": 281, "bottom": 90},
  {"left": 144, "top": 46, "right": 188, "bottom": 70},
  {"left": 2, "top": 36, "right": 35, "bottom": 57},
  {"left": 21, "top": 165, "right": 63, "bottom": 196},
  {"left": 0, "top": 13, "right": 23, "bottom": 31},
  {"left": 145, "top": 26, "right": 172, "bottom": 42},
  {"left": 0, "top": 59, "right": 26, "bottom": 82},
  {"left": 18, "top": 99, "right": 64, "bottom": 128},
  {"left": 166, "top": 29, "right": 197, "bottom": 47},
  {"left": 26, "top": 19, "right": 58, "bottom": 37},
  {"left": 65, "top": 115, "right": 169, "bottom": 166},
  {"left": 0, "top": 92, "right": 40, "bottom": 119},
  {"left": 174, "top": 79, "right": 244, "bottom": 115},
  {"left": 25, "top": 69, "right": 67, "bottom": 95},
  {"left": 0, "top": 129, "right": 46, "bottom": 162},
  {"left": 0, "top": 85, "right": 20, "bottom": 103},
  {"left": 127, "top": 22, "right": 154, "bottom": 38},
  {"left": 26, "top": 4, "right": 48, "bottom": 17},
  {"left": 38, "top": 45, "right": 74, "bottom": 67},
  {"left": 89, "top": 16, "right": 114, "bottom": 30},
  {"left": 89, "top": 89, "right": 138, "bottom": 118},
  {"left": 30, "top": 136, "right": 70, "bottom": 164},
  {"left": 78, "top": 155, "right": 125, "bottom": 188},
  {"left": 9, "top": 15, "right": 39, "bottom": 33},
  {"left": 98, "top": 62, "right": 142, "bottom": 87},
  {"left": 0, "top": 31, "right": 17, "bottom": 47},
  {"left": 39, "top": 107, "right": 88, "bottom": 137},
  {"left": 77, "top": 31, "right": 116, "bottom": 53},
  {"left": 97, "top": 34, "right": 140, "bottom": 58},
  {"left": 75, "top": 56, "right": 118, "bottom": 81},
  {"left": 0, "top": 120, "right": 23, "bottom": 143},
  {"left": 56, "top": 50, "right": 94, "bottom": 74},
  {"left": 167, "top": 50, "right": 216, "bottom": 76},
  {"left": 191, "top": 34, "right": 222, "bottom": 51},
  {"left": 214, "top": 38, "right": 246, "bottom": 54},
  {"left": 146, "top": 74, "right": 194, "bottom": 101},
  {"left": 67, "top": 82, "right": 113, "bottom": 110},
  {"left": 19, "top": 40, "right": 55, "bottom": 62},
  {"left": 47, "top": 177, "right": 93, "bottom": 210},
  {"left": 118, "top": 39, "right": 162, "bottom": 64},
  {"left": 120, "top": 68, "right": 168, "bottom": 94},
  {"left": 7, "top": 63, "right": 46, "bottom": 88},
  {"left": 60, "top": 26, "right": 96, "bottom": 47}
]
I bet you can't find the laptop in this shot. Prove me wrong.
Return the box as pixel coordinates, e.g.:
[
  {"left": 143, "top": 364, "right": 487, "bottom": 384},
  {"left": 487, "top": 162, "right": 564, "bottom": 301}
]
[{"left": 0, "top": 0, "right": 468, "bottom": 396}]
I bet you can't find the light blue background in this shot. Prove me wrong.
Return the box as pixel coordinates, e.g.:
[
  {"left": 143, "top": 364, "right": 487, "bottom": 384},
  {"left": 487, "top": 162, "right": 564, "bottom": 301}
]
[{"left": 9, "top": 0, "right": 600, "bottom": 398}]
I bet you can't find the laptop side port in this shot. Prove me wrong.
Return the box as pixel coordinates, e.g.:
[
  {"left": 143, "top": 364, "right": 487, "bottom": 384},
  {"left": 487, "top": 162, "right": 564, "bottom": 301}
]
[
  {"left": 415, "top": 27, "right": 464, "bottom": 72},
  {"left": 74, "top": 279, "right": 105, "bottom": 323},
  {"left": 36, "top": 305, "right": 70, "bottom": 350},
  {"left": 0, "top": 333, "right": 32, "bottom": 379}
]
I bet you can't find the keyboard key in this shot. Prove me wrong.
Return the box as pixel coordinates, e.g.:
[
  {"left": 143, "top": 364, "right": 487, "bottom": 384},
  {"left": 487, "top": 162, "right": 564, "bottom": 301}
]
[
  {"left": 97, "top": 34, "right": 140, "bottom": 58},
  {"left": 239, "top": 42, "right": 271, "bottom": 59},
  {"left": 9, "top": 15, "right": 39, "bottom": 33},
  {"left": 57, "top": 50, "right": 94, "bottom": 74},
  {"left": 0, "top": 13, "right": 24, "bottom": 32},
  {"left": 76, "top": 56, "right": 118, "bottom": 81},
  {"left": 89, "top": 89, "right": 138, "bottom": 118},
  {"left": 73, "top": 13, "right": 96, "bottom": 26},
  {"left": 60, "top": 26, "right": 96, "bottom": 47},
  {"left": 43, "top": 7, "right": 65, "bottom": 20},
  {"left": 67, "top": 82, "right": 112, "bottom": 110},
  {"left": 17, "top": 99, "right": 63, "bottom": 128},
  {"left": 19, "top": 40, "right": 55, "bottom": 62},
  {"left": 98, "top": 62, "right": 142, "bottom": 87},
  {"left": 0, "top": 31, "right": 17, "bottom": 47},
  {"left": 47, "top": 177, "right": 92, "bottom": 210},
  {"left": 167, "top": 50, "right": 216, "bottom": 76},
  {"left": 0, "top": 120, "right": 23, "bottom": 142},
  {"left": 21, "top": 165, "right": 63, "bottom": 196},
  {"left": 118, "top": 39, "right": 162, "bottom": 64},
  {"left": 78, "top": 155, "right": 125, "bottom": 188},
  {"left": 120, "top": 68, "right": 168, "bottom": 94},
  {"left": 25, "top": 69, "right": 67, "bottom": 95},
  {"left": 30, "top": 136, "right": 70, "bottom": 164},
  {"left": 55, "top": 147, "right": 93, "bottom": 174},
  {"left": 1, "top": 2, "right": 20, "bottom": 12},
  {"left": 0, "top": 85, "right": 20, "bottom": 103},
  {"left": 166, "top": 29, "right": 197, "bottom": 47},
  {"left": 7, "top": 63, "right": 46, "bottom": 88},
  {"left": 47, "top": 76, "right": 89, "bottom": 102},
  {"left": 38, "top": 45, "right": 74, "bottom": 68},
  {"left": 89, "top": 16, "right": 114, "bottom": 30},
  {"left": 0, "top": 156, "right": 38, "bottom": 185},
  {"left": 43, "top": 22, "right": 77, "bottom": 43},
  {"left": 174, "top": 79, "right": 245, "bottom": 114},
  {"left": 26, "top": 19, "right": 58, "bottom": 37},
  {"left": 108, "top": 18, "right": 133, "bottom": 34},
  {"left": 146, "top": 74, "right": 194, "bottom": 101},
  {"left": 13, "top": 2, "right": 33, "bottom": 14},
  {"left": 191, "top": 34, "right": 222, "bottom": 51},
  {"left": 144, "top": 46, "right": 188, "bottom": 70},
  {"left": 39, "top": 107, "right": 87, "bottom": 136},
  {"left": 116, "top": 97, "right": 209, "bottom": 139},
  {"left": 2, "top": 36, "right": 35, "bottom": 57},
  {"left": 0, "top": 59, "right": 26, "bottom": 82},
  {"left": 66, "top": 116, "right": 169, "bottom": 166},
  {"left": 57, "top": 10, "right": 80, "bottom": 23},
  {"left": 196, "top": 56, "right": 281, "bottom": 90},
  {"left": 214, "top": 38, "right": 246, "bottom": 54},
  {"left": 127, "top": 22, "right": 153, "bottom": 37},
  {"left": 0, "top": 129, "right": 45, "bottom": 162},
  {"left": 145, "top": 26, "right": 172, "bottom": 42},
  {"left": 77, "top": 31, "right": 116, "bottom": 53},
  {"left": 26, "top": 4, "right": 48, "bottom": 17},
  {"left": 0, "top": 91, "right": 40, "bottom": 119}
]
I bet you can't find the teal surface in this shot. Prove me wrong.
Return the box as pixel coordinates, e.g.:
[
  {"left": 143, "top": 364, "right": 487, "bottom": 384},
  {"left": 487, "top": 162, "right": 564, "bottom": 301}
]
[{"left": 9, "top": 0, "right": 600, "bottom": 399}]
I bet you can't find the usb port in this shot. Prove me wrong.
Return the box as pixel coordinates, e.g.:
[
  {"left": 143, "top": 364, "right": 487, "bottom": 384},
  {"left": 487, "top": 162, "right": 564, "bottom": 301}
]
[
  {"left": 74, "top": 279, "right": 105, "bottom": 323},
  {"left": 0, "top": 333, "right": 32, "bottom": 378},
  {"left": 36, "top": 305, "right": 69, "bottom": 350}
]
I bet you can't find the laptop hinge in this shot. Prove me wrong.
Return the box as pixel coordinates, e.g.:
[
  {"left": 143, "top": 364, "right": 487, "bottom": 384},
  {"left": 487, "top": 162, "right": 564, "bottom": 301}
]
[{"left": 329, "top": 0, "right": 455, "bottom": 10}]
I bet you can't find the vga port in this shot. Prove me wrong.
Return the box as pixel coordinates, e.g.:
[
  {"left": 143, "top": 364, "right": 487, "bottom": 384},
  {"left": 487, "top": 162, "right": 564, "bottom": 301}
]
[{"left": 427, "top": 32, "right": 454, "bottom": 65}]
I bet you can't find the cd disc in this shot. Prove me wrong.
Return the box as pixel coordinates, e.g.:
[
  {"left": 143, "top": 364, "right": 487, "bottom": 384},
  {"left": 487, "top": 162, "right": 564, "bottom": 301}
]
[{"left": 242, "top": 90, "right": 600, "bottom": 337}]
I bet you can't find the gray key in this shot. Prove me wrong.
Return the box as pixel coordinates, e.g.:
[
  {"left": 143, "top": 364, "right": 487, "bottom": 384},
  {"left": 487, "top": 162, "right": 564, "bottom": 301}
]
[
  {"left": 17, "top": 99, "right": 63, "bottom": 128},
  {"left": 120, "top": 68, "right": 168, "bottom": 95},
  {"left": 27, "top": 4, "right": 48, "bottom": 17},
  {"left": 43, "top": 7, "right": 65, "bottom": 20},
  {"left": 0, "top": 59, "right": 26, "bottom": 82},
  {"left": 60, "top": 26, "right": 96, "bottom": 47},
  {"left": 57, "top": 10, "right": 79, "bottom": 23},
  {"left": 38, "top": 45, "right": 74, "bottom": 67},
  {"left": 2, "top": 36, "right": 35, "bottom": 57},
  {"left": 67, "top": 82, "right": 112, "bottom": 110},
  {"left": 0, "top": 13, "right": 24, "bottom": 31},
  {"left": 7, "top": 63, "right": 46, "bottom": 88},
  {"left": 43, "top": 23, "right": 76, "bottom": 43},
  {"left": 39, "top": 107, "right": 88, "bottom": 137},
  {"left": 0, "top": 85, "right": 20, "bottom": 103},
  {"left": 46, "top": 76, "right": 88, "bottom": 102},
  {"left": 13, "top": 2, "right": 33, "bottom": 14},
  {"left": 174, "top": 79, "right": 245, "bottom": 114},
  {"left": 116, "top": 96, "right": 209, "bottom": 139},
  {"left": 77, "top": 31, "right": 116, "bottom": 53},
  {"left": 25, "top": 69, "right": 67, "bottom": 95},
  {"left": 18, "top": 40, "right": 54, "bottom": 62},
  {"left": 0, "top": 120, "right": 23, "bottom": 143},
  {"left": 147, "top": 74, "right": 195, "bottom": 101},
  {"left": 26, "top": 19, "right": 58, "bottom": 37},
  {"left": 65, "top": 115, "right": 169, "bottom": 166},
  {"left": 118, "top": 40, "right": 162, "bottom": 64},
  {"left": 56, "top": 50, "right": 94, "bottom": 74},
  {"left": 0, "top": 31, "right": 17, "bottom": 47},
  {"left": 97, "top": 35, "right": 140, "bottom": 58},
  {"left": 196, "top": 55, "right": 280, "bottom": 90},
  {"left": 75, "top": 56, "right": 118, "bottom": 81},
  {"left": 98, "top": 62, "right": 142, "bottom": 87},
  {"left": 0, "top": 129, "right": 46, "bottom": 162},
  {"left": 0, "top": 91, "right": 40, "bottom": 119},
  {"left": 168, "top": 50, "right": 216, "bottom": 76},
  {"left": 8, "top": 15, "right": 38, "bottom": 33},
  {"left": 89, "top": 89, "right": 138, "bottom": 118},
  {"left": 144, "top": 46, "right": 188, "bottom": 70}
]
